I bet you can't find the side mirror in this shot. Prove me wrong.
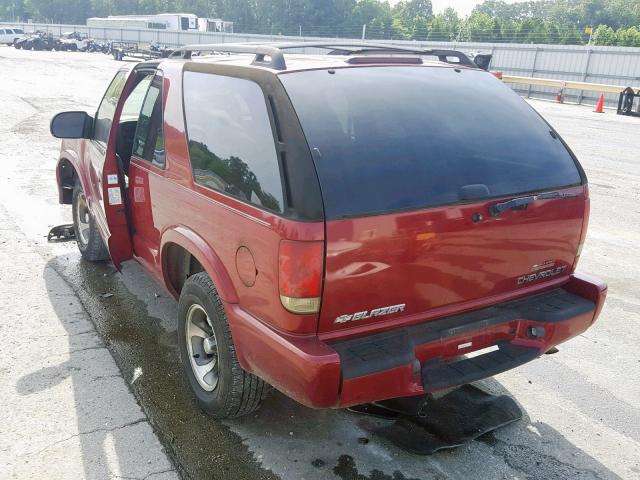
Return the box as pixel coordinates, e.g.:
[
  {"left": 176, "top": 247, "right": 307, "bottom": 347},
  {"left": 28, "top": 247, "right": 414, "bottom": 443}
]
[
  {"left": 50, "top": 111, "right": 93, "bottom": 139},
  {"left": 473, "top": 54, "right": 493, "bottom": 71}
]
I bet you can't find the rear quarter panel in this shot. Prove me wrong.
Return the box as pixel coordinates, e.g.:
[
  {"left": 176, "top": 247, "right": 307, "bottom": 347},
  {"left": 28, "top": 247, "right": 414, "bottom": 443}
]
[{"left": 155, "top": 62, "right": 324, "bottom": 335}]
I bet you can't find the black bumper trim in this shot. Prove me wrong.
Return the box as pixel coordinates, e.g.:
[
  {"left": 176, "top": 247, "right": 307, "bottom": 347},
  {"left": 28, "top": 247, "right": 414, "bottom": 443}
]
[
  {"left": 422, "top": 342, "right": 540, "bottom": 390},
  {"left": 331, "top": 287, "right": 594, "bottom": 381}
]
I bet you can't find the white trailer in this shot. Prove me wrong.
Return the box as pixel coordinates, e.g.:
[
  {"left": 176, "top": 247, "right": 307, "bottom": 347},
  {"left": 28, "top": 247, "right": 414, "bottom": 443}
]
[
  {"left": 87, "top": 13, "right": 198, "bottom": 31},
  {"left": 153, "top": 13, "right": 197, "bottom": 31},
  {"left": 86, "top": 16, "right": 147, "bottom": 30},
  {"left": 197, "top": 18, "right": 234, "bottom": 33}
]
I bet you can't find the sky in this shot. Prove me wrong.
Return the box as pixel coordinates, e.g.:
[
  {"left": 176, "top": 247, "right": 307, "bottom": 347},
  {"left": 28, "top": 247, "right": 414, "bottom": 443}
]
[{"left": 389, "top": 0, "right": 529, "bottom": 17}]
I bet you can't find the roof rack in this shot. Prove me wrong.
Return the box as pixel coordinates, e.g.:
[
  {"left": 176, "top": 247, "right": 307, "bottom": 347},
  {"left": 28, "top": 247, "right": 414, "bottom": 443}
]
[{"left": 169, "top": 42, "right": 476, "bottom": 71}]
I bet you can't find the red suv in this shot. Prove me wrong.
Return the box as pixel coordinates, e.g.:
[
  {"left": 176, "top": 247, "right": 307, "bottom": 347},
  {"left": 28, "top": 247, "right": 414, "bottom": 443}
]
[{"left": 51, "top": 43, "right": 607, "bottom": 419}]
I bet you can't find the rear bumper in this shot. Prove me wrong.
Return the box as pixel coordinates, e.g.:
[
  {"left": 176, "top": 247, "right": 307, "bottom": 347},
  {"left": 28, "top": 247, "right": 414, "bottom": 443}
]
[{"left": 226, "top": 272, "right": 607, "bottom": 409}]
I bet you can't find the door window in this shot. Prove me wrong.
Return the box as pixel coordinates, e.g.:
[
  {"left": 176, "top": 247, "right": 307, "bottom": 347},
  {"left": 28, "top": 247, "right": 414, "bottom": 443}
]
[
  {"left": 121, "top": 75, "right": 153, "bottom": 121},
  {"left": 93, "top": 70, "right": 128, "bottom": 145},
  {"left": 132, "top": 73, "right": 165, "bottom": 168},
  {"left": 183, "top": 72, "right": 284, "bottom": 213}
]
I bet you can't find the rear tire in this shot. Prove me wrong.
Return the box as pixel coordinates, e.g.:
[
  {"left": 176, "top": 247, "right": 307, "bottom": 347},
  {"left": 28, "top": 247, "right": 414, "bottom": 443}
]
[
  {"left": 178, "top": 272, "right": 270, "bottom": 418},
  {"left": 72, "top": 180, "right": 110, "bottom": 262}
]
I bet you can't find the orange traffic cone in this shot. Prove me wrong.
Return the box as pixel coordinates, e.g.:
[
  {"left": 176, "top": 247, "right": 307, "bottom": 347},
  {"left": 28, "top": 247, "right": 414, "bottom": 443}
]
[{"left": 594, "top": 94, "right": 605, "bottom": 113}]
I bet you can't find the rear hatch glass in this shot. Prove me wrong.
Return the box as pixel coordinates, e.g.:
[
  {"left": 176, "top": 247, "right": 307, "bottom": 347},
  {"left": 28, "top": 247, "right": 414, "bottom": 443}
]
[
  {"left": 280, "top": 66, "right": 582, "bottom": 220},
  {"left": 281, "top": 66, "right": 585, "bottom": 334}
]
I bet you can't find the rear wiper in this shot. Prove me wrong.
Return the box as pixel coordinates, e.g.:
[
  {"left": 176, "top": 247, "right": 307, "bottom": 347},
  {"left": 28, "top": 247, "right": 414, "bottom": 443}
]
[{"left": 489, "top": 191, "right": 578, "bottom": 217}]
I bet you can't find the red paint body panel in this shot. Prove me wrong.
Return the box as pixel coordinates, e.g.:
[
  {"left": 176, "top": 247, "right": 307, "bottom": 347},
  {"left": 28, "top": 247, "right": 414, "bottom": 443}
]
[
  {"left": 320, "top": 185, "right": 587, "bottom": 336},
  {"left": 54, "top": 58, "right": 608, "bottom": 410},
  {"left": 564, "top": 271, "right": 608, "bottom": 322},
  {"left": 225, "top": 303, "right": 341, "bottom": 408}
]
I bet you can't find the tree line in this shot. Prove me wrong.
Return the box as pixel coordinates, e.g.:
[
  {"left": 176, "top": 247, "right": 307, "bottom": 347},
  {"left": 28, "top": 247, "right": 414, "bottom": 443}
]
[{"left": 1, "top": 0, "right": 640, "bottom": 46}]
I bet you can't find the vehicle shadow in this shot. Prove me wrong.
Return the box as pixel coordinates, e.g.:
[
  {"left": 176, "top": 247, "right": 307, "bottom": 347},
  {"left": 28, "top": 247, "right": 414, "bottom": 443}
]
[
  {"left": 228, "top": 381, "right": 622, "bottom": 480},
  {"left": 32, "top": 254, "right": 622, "bottom": 480},
  {"left": 14, "top": 259, "right": 174, "bottom": 480},
  {"left": 33, "top": 255, "right": 278, "bottom": 480}
]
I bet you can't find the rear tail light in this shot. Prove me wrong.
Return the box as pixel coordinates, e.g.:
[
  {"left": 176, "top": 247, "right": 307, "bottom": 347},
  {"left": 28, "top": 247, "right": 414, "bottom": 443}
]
[
  {"left": 279, "top": 240, "right": 323, "bottom": 314},
  {"left": 574, "top": 188, "right": 590, "bottom": 269}
]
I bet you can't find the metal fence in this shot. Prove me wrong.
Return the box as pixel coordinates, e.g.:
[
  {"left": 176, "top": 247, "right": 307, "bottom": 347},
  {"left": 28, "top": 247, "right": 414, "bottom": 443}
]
[{"left": 3, "top": 21, "right": 640, "bottom": 108}]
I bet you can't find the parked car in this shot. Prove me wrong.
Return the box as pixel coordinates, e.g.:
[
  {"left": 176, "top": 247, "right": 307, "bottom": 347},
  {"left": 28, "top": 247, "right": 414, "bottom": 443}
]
[
  {"left": 50, "top": 43, "right": 607, "bottom": 419},
  {"left": 0, "top": 27, "right": 24, "bottom": 45}
]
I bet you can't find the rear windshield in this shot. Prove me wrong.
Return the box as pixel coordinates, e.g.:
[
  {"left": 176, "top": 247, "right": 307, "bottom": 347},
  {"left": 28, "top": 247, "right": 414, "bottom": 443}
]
[{"left": 280, "top": 67, "right": 582, "bottom": 219}]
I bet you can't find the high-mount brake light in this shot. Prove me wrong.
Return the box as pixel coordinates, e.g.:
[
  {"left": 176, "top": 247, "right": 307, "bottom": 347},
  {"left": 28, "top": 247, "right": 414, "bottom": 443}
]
[{"left": 279, "top": 240, "right": 323, "bottom": 314}]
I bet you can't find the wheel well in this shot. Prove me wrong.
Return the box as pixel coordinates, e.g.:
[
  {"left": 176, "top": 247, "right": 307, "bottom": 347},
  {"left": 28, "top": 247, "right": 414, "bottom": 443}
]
[
  {"left": 58, "top": 158, "right": 77, "bottom": 204},
  {"left": 164, "top": 243, "right": 205, "bottom": 296}
]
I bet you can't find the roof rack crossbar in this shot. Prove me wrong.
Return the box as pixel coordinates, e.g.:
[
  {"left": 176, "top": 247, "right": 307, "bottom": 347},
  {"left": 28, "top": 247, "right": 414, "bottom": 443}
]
[
  {"left": 169, "top": 42, "right": 475, "bottom": 69},
  {"left": 170, "top": 43, "right": 287, "bottom": 70}
]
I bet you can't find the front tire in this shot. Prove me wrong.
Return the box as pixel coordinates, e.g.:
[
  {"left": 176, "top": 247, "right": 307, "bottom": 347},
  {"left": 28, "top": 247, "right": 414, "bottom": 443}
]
[
  {"left": 72, "top": 180, "right": 110, "bottom": 262},
  {"left": 178, "top": 272, "right": 269, "bottom": 418}
]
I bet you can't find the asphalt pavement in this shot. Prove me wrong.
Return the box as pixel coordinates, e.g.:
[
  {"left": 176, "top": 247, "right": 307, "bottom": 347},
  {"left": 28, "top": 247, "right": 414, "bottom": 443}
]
[{"left": 0, "top": 47, "right": 638, "bottom": 480}]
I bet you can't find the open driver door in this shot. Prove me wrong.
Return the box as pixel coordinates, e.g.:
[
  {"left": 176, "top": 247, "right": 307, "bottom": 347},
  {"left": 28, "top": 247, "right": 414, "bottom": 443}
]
[
  {"left": 101, "top": 150, "right": 132, "bottom": 271},
  {"left": 97, "top": 69, "right": 156, "bottom": 271}
]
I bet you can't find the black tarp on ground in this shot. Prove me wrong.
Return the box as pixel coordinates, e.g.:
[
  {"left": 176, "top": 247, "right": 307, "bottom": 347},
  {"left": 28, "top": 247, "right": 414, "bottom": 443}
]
[{"left": 350, "top": 385, "right": 522, "bottom": 455}]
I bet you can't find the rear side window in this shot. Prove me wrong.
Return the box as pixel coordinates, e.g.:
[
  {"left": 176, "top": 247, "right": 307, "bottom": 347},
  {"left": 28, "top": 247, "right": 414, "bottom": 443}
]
[
  {"left": 281, "top": 67, "right": 582, "bottom": 219},
  {"left": 183, "top": 72, "right": 283, "bottom": 213},
  {"left": 14, "top": 29, "right": 23, "bottom": 34}
]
